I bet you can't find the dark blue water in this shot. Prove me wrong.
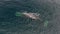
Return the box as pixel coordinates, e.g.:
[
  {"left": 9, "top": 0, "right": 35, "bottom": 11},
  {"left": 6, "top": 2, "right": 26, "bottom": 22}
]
[{"left": 0, "top": 1, "right": 54, "bottom": 34}]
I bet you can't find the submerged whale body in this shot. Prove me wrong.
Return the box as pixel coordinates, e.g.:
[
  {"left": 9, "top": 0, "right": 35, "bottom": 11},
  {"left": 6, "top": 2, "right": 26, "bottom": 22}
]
[{"left": 22, "top": 12, "right": 40, "bottom": 20}]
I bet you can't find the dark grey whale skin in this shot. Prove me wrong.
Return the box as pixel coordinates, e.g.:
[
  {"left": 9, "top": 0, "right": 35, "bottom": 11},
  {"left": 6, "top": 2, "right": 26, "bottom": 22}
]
[{"left": 0, "top": 0, "right": 59, "bottom": 34}]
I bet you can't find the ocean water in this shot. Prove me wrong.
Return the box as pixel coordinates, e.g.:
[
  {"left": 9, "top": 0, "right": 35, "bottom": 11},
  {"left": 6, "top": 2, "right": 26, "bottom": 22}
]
[{"left": 0, "top": 0, "right": 56, "bottom": 34}]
